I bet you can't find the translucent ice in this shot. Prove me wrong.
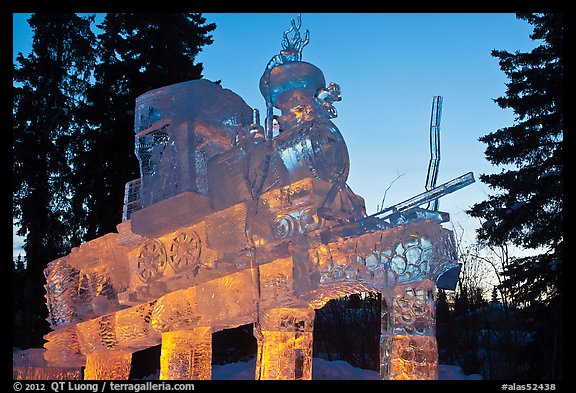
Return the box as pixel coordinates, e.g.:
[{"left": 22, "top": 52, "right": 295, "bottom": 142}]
[
  {"left": 18, "top": 15, "right": 474, "bottom": 382},
  {"left": 13, "top": 348, "right": 82, "bottom": 380},
  {"left": 134, "top": 79, "right": 254, "bottom": 209}
]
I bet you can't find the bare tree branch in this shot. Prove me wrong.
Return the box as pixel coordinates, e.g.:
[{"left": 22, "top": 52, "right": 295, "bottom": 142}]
[{"left": 376, "top": 169, "right": 405, "bottom": 212}]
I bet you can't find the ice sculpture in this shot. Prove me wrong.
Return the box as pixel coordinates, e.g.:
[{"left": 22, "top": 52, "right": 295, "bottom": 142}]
[{"left": 14, "top": 15, "right": 475, "bottom": 381}]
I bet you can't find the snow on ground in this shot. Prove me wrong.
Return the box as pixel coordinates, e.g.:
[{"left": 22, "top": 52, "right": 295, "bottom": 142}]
[
  {"left": 438, "top": 364, "right": 483, "bottom": 380},
  {"left": 135, "top": 356, "right": 483, "bottom": 380},
  {"left": 14, "top": 347, "right": 481, "bottom": 380},
  {"left": 210, "top": 358, "right": 482, "bottom": 380}
]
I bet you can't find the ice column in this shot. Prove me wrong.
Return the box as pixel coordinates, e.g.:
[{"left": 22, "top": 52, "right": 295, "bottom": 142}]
[
  {"left": 380, "top": 280, "right": 438, "bottom": 380},
  {"left": 255, "top": 308, "right": 314, "bottom": 380},
  {"left": 83, "top": 351, "right": 132, "bottom": 380},
  {"left": 159, "top": 327, "right": 212, "bottom": 380}
]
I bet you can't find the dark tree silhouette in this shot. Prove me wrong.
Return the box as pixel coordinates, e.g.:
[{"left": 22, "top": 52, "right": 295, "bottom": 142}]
[
  {"left": 76, "top": 13, "right": 216, "bottom": 241},
  {"left": 13, "top": 12, "right": 216, "bottom": 349},
  {"left": 468, "top": 13, "right": 563, "bottom": 379},
  {"left": 13, "top": 13, "right": 96, "bottom": 348}
]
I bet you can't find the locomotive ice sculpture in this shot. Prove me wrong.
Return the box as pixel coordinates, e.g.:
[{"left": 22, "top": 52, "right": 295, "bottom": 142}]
[{"left": 15, "top": 15, "right": 473, "bottom": 380}]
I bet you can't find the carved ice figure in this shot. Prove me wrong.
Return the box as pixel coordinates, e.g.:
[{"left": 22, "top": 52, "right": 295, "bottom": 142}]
[
  {"left": 256, "top": 18, "right": 364, "bottom": 223},
  {"left": 16, "top": 14, "right": 475, "bottom": 382}
]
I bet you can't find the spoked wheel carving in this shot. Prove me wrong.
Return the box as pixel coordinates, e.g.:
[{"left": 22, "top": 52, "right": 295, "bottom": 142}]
[{"left": 136, "top": 238, "right": 167, "bottom": 282}]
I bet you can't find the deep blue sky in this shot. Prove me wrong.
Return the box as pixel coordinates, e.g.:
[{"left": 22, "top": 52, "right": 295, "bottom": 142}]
[{"left": 13, "top": 13, "right": 537, "bottom": 256}]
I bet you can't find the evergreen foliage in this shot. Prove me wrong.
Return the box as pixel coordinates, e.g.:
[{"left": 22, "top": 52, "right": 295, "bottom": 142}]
[
  {"left": 75, "top": 13, "right": 216, "bottom": 240},
  {"left": 12, "top": 13, "right": 563, "bottom": 379},
  {"left": 467, "top": 13, "right": 563, "bottom": 379},
  {"left": 12, "top": 12, "right": 216, "bottom": 349},
  {"left": 13, "top": 14, "right": 96, "bottom": 348}
]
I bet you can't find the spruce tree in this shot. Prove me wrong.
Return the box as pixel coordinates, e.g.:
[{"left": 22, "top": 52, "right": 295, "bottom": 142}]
[
  {"left": 467, "top": 13, "right": 562, "bottom": 379},
  {"left": 13, "top": 12, "right": 216, "bottom": 348},
  {"left": 13, "top": 13, "right": 96, "bottom": 348},
  {"left": 76, "top": 13, "right": 216, "bottom": 240},
  {"left": 490, "top": 286, "right": 499, "bottom": 304}
]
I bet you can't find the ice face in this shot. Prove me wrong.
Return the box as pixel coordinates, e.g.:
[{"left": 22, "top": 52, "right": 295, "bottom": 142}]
[
  {"left": 20, "top": 15, "right": 472, "bottom": 382},
  {"left": 260, "top": 61, "right": 326, "bottom": 110}
]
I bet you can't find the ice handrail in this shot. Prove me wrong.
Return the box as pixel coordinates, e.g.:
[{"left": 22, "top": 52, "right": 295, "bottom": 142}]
[{"left": 368, "top": 172, "right": 475, "bottom": 220}]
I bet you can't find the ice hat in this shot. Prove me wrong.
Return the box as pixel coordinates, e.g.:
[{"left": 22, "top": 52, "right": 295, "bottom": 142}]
[{"left": 259, "top": 14, "right": 325, "bottom": 111}]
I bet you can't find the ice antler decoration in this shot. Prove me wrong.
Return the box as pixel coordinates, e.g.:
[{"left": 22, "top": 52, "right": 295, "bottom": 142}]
[
  {"left": 263, "top": 14, "right": 310, "bottom": 73},
  {"left": 261, "top": 14, "right": 311, "bottom": 137},
  {"left": 280, "top": 14, "right": 310, "bottom": 62}
]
